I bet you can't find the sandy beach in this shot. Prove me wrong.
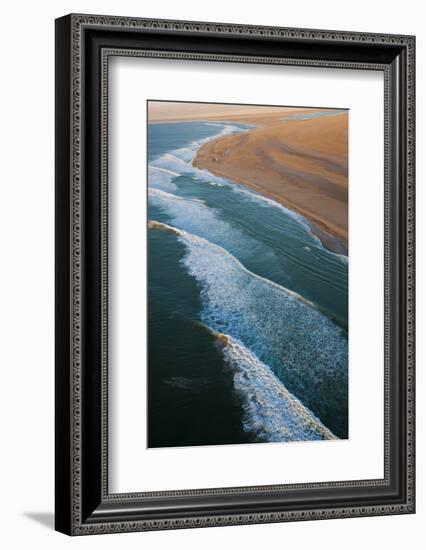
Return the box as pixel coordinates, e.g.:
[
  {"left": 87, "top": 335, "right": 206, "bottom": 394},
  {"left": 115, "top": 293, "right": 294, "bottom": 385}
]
[{"left": 149, "top": 102, "right": 348, "bottom": 251}]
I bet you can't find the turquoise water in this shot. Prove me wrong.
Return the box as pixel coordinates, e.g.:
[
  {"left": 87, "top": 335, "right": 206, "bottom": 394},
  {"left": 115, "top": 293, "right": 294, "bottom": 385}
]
[{"left": 147, "top": 120, "right": 348, "bottom": 447}]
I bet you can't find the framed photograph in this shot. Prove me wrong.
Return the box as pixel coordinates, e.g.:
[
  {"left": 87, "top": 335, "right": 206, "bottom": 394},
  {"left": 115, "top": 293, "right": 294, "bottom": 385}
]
[{"left": 55, "top": 14, "right": 415, "bottom": 535}]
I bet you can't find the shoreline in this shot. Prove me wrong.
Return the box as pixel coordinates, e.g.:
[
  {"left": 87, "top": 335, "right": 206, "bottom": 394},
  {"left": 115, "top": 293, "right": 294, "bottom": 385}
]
[
  {"left": 194, "top": 158, "right": 347, "bottom": 255},
  {"left": 190, "top": 114, "right": 348, "bottom": 255}
]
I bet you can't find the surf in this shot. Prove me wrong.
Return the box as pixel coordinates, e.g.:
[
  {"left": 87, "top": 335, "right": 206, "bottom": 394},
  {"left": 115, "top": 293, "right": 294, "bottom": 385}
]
[
  {"left": 210, "top": 328, "right": 336, "bottom": 441},
  {"left": 149, "top": 220, "right": 348, "bottom": 437},
  {"left": 148, "top": 183, "right": 347, "bottom": 322}
]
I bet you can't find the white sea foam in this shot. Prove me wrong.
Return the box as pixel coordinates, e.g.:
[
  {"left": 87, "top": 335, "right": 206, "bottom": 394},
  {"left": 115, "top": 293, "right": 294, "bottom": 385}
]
[
  {"left": 197, "top": 123, "right": 349, "bottom": 265},
  {"left": 330, "top": 250, "right": 349, "bottom": 265},
  {"left": 170, "top": 146, "right": 196, "bottom": 163},
  {"left": 149, "top": 187, "right": 204, "bottom": 205},
  {"left": 201, "top": 125, "right": 349, "bottom": 266},
  {"left": 197, "top": 122, "right": 247, "bottom": 143},
  {"left": 232, "top": 184, "right": 312, "bottom": 231},
  {"left": 303, "top": 235, "right": 348, "bottom": 266},
  {"left": 149, "top": 131, "right": 315, "bottom": 240},
  {"left": 150, "top": 153, "right": 190, "bottom": 173},
  {"left": 229, "top": 185, "right": 349, "bottom": 265},
  {"left": 149, "top": 122, "right": 249, "bottom": 179},
  {"left": 150, "top": 150, "right": 230, "bottom": 188},
  {"left": 149, "top": 120, "right": 348, "bottom": 274},
  {"left": 149, "top": 220, "right": 314, "bottom": 305},
  {"left": 149, "top": 220, "right": 348, "bottom": 435},
  {"left": 149, "top": 121, "right": 348, "bottom": 266},
  {"left": 182, "top": 228, "right": 346, "bottom": 432},
  {"left": 148, "top": 165, "right": 179, "bottom": 192},
  {"left": 148, "top": 188, "right": 266, "bottom": 260},
  {"left": 148, "top": 188, "right": 226, "bottom": 236},
  {"left": 147, "top": 121, "right": 348, "bottom": 435},
  {"left": 230, "top": 186, "right": 348, "bottom": 265},
  {"left": 216, "top": 332, "right": 336, "bottom": 441}
]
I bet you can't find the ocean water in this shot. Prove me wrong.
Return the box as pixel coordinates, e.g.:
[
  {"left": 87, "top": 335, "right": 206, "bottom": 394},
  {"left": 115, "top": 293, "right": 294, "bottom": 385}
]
[{"left": 147, "top": 120, "right": 348, "bottom": 448}]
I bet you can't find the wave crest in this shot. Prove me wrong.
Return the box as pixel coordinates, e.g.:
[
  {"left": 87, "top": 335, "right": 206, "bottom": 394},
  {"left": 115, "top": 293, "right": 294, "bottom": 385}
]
[
  {"left": 149, "top": 220, "right": 348, "bottom": 436},
  {"left": 213, "top": 330, "right": 336, "bottom": 441}
]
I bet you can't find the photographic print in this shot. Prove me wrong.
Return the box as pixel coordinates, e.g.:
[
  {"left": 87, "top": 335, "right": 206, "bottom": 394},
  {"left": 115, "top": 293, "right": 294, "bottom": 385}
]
[
  {"left": 147, "top": 100, "right": 348, "bottom": 448},
  {"left": 56, "top": 16, "right": 415, "bottom": 533}
]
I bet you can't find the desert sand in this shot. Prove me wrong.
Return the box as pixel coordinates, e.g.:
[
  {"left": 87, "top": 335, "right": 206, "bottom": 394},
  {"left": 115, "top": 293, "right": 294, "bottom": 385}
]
[{"left": 149, "top": 102, "right": 348, "bottom": 251}]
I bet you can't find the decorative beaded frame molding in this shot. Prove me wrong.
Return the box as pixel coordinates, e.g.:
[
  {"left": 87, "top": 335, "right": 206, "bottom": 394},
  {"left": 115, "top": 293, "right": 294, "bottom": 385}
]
[{"left": 55, "top": 13, "right": 415, "bottom": 536}]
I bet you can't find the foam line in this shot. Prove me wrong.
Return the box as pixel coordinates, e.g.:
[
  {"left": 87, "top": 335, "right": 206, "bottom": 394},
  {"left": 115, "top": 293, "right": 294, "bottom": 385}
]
[
  {"left": 211, "top": 329, "right": 336, "bottom": 441},
  {"left": 148, "top": 219, "right": 348, "bottom": 435}
]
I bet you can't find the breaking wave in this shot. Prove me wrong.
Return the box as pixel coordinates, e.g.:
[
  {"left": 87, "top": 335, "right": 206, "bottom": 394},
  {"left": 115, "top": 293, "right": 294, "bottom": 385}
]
[
  {"left": 148, "top": 165, "right": 179, "bottom": 192},
  {"left": 149, "top": 220, "right": 348, "bottom": 436},
  {"left": 212, "top": 330, "right": 336, "bottom": 441},
  {"left": 148, "top": 120, "right": 348, "bottom": 265},
  {"left": 148, "top": 187, "right": 267, "bottom": 260},
  {"left": 151, "top": 122, "right": 248, "bottom": 169}
]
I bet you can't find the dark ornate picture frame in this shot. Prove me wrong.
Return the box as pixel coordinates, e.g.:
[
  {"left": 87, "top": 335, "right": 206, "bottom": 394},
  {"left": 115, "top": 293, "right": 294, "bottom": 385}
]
[{"left": 55, "top": 13, "right": 415, "bottom": 535}]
